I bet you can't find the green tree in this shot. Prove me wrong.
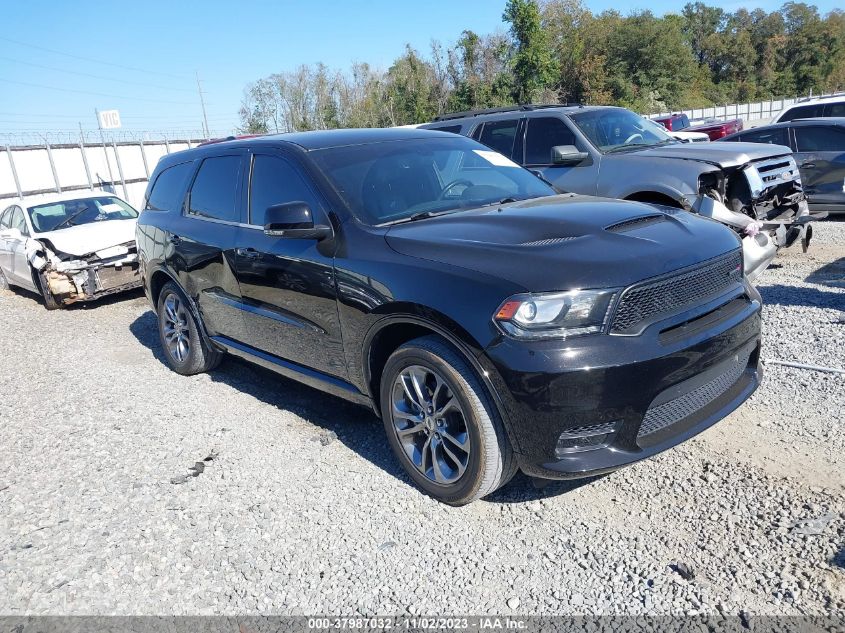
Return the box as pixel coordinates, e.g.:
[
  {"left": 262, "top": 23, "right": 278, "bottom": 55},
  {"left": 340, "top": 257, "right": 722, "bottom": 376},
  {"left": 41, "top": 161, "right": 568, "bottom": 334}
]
[{"left": 503, "top": 0, "right": 556, "bottom": 103}]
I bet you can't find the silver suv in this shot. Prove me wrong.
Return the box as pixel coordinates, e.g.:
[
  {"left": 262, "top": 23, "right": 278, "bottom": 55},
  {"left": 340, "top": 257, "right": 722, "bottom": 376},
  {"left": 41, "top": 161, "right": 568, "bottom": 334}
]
[{"left": 421, "top": 105, "right": 822, "bottom": 281}]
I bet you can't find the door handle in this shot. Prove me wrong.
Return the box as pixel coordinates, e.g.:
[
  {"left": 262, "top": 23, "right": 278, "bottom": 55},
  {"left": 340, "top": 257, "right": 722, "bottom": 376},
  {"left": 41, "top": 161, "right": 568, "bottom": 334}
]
[
  {"left": 236, "top": 247, "right": 261, "bottom": 259},
  {"left": 169, "top": 235, "right": 182, "bottom": 245},
  {"left": 801, "top": 162, "right": 816, "bottom": 169}
]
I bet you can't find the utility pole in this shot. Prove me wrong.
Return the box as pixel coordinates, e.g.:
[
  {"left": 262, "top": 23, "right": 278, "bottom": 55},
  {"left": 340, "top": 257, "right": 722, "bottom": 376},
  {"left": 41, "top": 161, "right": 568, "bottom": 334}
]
[
  {"left": 196, "top": 71, "right": 210, "bottom": 138},
  {"left": 94, "top": 109, "right": 116, "bottom": 192}
]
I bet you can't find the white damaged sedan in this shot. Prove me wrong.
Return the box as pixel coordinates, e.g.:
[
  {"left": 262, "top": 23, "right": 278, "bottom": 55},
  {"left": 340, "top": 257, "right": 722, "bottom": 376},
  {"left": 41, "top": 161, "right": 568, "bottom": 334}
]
[{"left": 0, "top": 192, "right": 141, "bottom": 309}]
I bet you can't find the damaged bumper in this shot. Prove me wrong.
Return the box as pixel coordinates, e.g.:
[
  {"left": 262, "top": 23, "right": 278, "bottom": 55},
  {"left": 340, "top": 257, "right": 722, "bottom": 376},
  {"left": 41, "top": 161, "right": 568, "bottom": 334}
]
[
  {"left": 28, "top": 240, "right": 141, "bottom": 306},
  {"left": 688, "top": 194, "right": 822, "bottom": 283}
]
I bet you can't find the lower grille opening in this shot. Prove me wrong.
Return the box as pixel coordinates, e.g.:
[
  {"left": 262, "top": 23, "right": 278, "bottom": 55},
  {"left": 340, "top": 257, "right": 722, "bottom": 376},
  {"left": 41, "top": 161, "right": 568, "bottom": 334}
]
[
  {"left": 555, "top": 420, "right": 622, "bottom": 456},
  {"left": 637, "top": 351, "right": 751, "bottom": 440}
]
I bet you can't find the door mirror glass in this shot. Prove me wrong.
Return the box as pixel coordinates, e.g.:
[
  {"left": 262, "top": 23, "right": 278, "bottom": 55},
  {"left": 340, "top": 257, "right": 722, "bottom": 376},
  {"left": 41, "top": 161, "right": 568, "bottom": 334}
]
[
  {"left": 263, "top": 202, "right": 331, "bottom": 240},
  {"left": 551, "top": 145, "right": 589, "bottom": 165}
]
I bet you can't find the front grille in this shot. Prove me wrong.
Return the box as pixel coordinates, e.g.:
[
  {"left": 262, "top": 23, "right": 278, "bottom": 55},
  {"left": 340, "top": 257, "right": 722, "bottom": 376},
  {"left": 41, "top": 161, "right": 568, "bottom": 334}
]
[
  {"left": 610, "top": 250, "right": 742, "bottom": 334},
  {"left": 753, "top": 156, "right": 800, "bottom": 186},
  {"left": 637, "top": 351, "right": 750, "bottom": 438},
  {"left": 96, "top": 264, "right": 140, "bottom": 291}
]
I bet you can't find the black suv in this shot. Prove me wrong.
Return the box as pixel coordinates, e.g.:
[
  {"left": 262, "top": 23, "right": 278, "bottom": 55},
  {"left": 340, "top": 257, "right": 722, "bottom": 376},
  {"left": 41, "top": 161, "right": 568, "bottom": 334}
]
[{"left": 136, "top": 128, "right": 762, "bottom": 505}]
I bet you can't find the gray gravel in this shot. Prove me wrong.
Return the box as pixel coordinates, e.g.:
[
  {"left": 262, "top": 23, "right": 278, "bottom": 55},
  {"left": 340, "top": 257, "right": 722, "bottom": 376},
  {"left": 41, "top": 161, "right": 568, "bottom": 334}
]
[{"left": 0, "top": 221, "right": 843, "bottom": 616}]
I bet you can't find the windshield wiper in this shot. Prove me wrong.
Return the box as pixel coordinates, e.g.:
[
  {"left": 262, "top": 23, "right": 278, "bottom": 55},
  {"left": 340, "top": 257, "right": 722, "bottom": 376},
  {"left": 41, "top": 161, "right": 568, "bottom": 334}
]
[{"left": 52, "top": 208, "right": 89, "bottom": 231}]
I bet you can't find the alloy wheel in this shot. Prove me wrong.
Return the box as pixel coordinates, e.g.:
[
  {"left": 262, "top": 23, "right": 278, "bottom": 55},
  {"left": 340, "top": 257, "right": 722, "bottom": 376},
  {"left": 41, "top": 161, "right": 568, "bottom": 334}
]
[
  {"left": 390, "top": 365, "right": 471, "bottom": 485},
  {"left": 162, "top": 294, "right": 191, "bottom": 363}
]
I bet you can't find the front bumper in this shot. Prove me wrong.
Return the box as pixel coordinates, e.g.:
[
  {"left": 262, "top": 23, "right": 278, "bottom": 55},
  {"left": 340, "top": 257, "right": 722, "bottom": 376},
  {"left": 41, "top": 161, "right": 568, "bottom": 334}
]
[
  {"left": 480, "top": 284, "right": 762, "bottom": 480},
  {"left": 45, "top": 262, "right": 141, "bottom": 305}
]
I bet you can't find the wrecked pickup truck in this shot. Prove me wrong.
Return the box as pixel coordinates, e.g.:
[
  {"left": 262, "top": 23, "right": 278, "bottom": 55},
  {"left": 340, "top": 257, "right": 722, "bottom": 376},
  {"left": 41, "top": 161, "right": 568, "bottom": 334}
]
[
  {"left": 0, "top": 193, "right": 141, "bottom": 309},
  {"left": 422, "top": 105, "right": 822, "bottom": 281}
]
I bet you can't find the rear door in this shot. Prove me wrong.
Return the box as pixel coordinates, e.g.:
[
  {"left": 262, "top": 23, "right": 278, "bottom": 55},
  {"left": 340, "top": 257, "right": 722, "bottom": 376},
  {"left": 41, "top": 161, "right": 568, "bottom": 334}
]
[
  {"left": 233, "top": 149, "right": 347, "bottom": 378},
  {"left": 168, "top": 152, "right": 247, "bottom": 339},
  {"left": 476, "top": 118, "right": 521, "bottom": 161},
  {"left": 792, "top": 125, "right": 845, "bottom": 208}
]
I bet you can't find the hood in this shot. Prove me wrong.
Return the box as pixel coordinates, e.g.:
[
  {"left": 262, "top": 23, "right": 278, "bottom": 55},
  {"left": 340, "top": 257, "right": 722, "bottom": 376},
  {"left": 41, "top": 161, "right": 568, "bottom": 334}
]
[
  {"left": 36, "top": 219, "right": 137, "bottom": 257},
  {"left": 629, "top": 142, "right": 792, "bottom": 168},
  {"left": 384, "top": 195, "right": 740, "bottom": 292}
]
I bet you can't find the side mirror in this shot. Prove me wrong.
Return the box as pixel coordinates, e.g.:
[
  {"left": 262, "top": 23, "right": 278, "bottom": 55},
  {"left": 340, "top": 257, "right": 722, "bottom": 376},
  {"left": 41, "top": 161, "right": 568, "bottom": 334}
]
[
  {"left": 0, "top": 227, "right": 22, "bottom": 240},
  {"left": 263, "top": 202, "right": 331, "bottom": 240},
  {"left": 551, "top": 145, "right": 589, "bottom": 166}
]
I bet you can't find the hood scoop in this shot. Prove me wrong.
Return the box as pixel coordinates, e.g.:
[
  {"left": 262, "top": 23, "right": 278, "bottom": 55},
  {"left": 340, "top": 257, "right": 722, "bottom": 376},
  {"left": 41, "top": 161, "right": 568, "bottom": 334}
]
[
  {"left": 605, "top": 214, "right": 666, "bottom": 233},
  {"left": 520, "top": 236, "right": 580, "bottom": 247}
]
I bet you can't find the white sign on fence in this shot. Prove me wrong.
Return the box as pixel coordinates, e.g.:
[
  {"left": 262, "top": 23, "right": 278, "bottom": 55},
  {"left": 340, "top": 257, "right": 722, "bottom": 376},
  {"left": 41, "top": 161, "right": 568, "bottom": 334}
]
[{"left": 98, "top": 110, "right": 122, "bottom": 129}]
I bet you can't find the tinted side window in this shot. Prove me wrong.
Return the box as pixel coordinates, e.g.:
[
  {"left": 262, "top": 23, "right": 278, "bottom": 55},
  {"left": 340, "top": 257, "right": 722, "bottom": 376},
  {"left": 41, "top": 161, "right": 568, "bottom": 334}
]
[
  {"left": 741, "top": 127, "right": 789, "bottom": 146},
  {"left": 826, "top": 102, "right": 845, "bottom": 117},
  {"left": 780, "top": 104, "right": 823, "bottom": 122},
  {"left": 427, "top": 125, "right": 462, "bottom": 134},
  {"left": 146, "top": 161, "right": 194, "bottom": 211},
  {"left": 0, "top": 208, "right": 10, "bottom": 229},
  {"left": 188, "top": 156, "right": 241, "bottom": 222},
  {"left": 249, "top": 155, "right": 320, "bottom": 226},
  {"left": 525, "top": 117, "right": 577, "bottom": 165},
  {"left": 795, "top": 126, "right": 845, "bottom": 152},
  {"left": 478, "top": 119, "right": 519, "bottom": 157}
]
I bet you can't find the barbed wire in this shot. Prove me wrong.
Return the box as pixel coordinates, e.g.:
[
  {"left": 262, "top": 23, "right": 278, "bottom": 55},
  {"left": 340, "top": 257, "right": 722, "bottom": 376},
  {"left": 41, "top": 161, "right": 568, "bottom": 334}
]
[{"left": 0, "top": 129, "right": 233, "bottom": 146}]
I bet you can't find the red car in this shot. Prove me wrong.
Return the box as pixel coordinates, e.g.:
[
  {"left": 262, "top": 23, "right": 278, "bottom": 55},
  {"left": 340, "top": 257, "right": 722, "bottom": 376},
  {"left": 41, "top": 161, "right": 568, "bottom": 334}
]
[{"left": 653, "top": 114, "right": 744, "bottom": 140}]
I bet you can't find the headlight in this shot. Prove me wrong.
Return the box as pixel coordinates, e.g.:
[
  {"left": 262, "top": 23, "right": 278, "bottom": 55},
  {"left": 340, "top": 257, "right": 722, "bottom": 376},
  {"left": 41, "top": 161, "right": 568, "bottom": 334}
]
[{"left": 494, "top": 289, "right": 618, "bottom": 340}]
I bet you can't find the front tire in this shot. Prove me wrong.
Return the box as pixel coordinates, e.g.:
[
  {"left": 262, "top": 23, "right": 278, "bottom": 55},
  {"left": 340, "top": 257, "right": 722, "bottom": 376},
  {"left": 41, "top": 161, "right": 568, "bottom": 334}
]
[
  {"left": 36, "top": 272, "right": 61, "bottom": 310},
  {"left": 380, "top": 335, "right": 516, "bottom": 505},
  {"left": 156, "top": 281, "right": 222, "bottom": 375}
]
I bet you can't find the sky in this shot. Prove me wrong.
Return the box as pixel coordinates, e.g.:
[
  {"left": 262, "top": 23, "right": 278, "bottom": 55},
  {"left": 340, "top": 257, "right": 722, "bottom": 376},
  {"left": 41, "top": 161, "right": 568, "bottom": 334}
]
[{"left": 1, "top": 0, "right": 840, "bottom": 139}]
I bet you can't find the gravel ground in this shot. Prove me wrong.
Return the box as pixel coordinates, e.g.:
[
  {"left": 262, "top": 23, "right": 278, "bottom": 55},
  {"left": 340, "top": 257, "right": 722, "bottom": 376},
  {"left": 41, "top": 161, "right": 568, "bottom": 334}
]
[{"left": 0, "top": 221, "right": 842, "bottom": 617}]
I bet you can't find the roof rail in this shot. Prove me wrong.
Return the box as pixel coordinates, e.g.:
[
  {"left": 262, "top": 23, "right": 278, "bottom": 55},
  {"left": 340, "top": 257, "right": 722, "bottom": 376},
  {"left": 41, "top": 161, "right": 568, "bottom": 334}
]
[{"left": 432, "top": 103, "right": 583, "bottom": 122}]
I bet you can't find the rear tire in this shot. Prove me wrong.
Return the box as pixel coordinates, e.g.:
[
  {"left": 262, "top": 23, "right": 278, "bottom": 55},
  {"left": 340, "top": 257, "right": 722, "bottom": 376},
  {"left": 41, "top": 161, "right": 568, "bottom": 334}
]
[
  {"left": 0, "top": 268, "right": 9, "bottom": 291},
  {"left": 380, "top": 335, "right": 516, "bottom": 505},
  {"left": 156, "top": 281, "right": 222, "bottom": 375}
]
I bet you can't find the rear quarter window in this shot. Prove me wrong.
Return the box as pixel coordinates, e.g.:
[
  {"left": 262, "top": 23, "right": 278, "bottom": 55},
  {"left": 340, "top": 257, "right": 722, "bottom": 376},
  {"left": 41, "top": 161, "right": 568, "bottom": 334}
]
[{"left": 145, "top": 161, "right": 194, "bottom": 212}]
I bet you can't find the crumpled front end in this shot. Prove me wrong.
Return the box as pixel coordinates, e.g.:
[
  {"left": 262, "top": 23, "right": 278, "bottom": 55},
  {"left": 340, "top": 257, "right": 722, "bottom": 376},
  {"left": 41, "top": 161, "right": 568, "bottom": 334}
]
[
  {"left": 27, "top": 239, "right": 141, "bottom": 306},
  {"left": 688, "top": 154, "right": 822, "bottom": 282}
]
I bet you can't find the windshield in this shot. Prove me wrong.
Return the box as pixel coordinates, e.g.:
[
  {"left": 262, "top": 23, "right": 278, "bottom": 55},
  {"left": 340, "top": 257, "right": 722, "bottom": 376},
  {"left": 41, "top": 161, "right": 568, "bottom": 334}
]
[
  {"left": 569, "top": 109, "right": 675, "bottom": 153},
  {"left": 310, "top": 136, "right": 555, "bottom": 225},
  {"left": 27, "top": 196, "right": 138, "bottom": 233}
]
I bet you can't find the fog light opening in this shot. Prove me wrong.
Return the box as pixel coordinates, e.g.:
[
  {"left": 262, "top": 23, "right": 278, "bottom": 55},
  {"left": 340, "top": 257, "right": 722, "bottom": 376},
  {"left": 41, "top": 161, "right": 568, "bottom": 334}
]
[{"left": 555, "top": 420, "right": 622, "bottom": 457}]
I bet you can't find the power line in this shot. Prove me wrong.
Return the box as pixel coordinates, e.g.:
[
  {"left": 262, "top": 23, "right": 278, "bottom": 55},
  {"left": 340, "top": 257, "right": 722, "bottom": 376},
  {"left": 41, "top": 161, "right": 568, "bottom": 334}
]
[
  {"left": 0, "top": 55, "right": 195, "bottom": 92},
  {"left": 0, "top": 36, "right": 192, "bottom": 80},
  {"left": 0, "top": 78, "right": 201, "bottom": 105},
  {"left": 0, "top": 111, "right": 235, "bottom": 120}
]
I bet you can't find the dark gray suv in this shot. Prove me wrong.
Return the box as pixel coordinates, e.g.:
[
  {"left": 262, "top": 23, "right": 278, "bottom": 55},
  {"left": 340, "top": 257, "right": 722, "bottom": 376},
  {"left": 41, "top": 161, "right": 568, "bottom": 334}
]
[{"left": 421, "top": 105, "right": 820, "bottom": 282}]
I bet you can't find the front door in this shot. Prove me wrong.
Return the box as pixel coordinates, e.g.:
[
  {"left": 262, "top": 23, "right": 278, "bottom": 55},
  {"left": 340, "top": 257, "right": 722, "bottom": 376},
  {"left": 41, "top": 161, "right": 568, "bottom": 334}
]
[
  {"left": 7, "top": 207, "right": 34, "bottom": 287},
  {"left": 793, "top": 125, "right": 845, "bottom": 208},
  {"left": 233, "top": 151, "right": 346, "bottom": 379},
  {"left": 523, "top": 116, "right": 599, "bottom": 195}
]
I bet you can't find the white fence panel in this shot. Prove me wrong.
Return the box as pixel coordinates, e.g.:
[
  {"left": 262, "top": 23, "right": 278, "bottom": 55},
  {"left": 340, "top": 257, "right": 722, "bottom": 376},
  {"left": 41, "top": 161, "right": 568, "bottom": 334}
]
[
  {"left": 1, "top": 138, "right": 207, "bottom": 211},
  {"left": 647, "top": 92, "right": 842, "bottom": 125}
]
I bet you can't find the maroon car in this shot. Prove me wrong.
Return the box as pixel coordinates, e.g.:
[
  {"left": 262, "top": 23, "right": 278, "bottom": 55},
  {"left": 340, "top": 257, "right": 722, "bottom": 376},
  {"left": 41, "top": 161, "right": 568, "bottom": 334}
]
[{"left": 654, "top": 114, "right": 744, "bottom": 140}]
